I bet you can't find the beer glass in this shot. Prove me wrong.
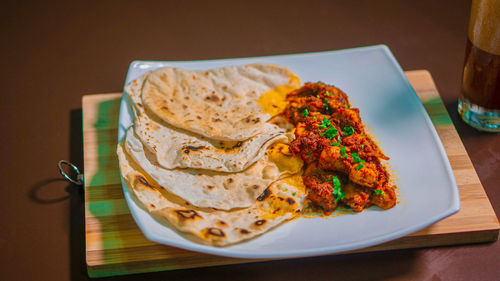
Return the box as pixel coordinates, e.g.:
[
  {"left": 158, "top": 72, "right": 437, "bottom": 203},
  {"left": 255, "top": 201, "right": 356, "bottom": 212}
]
[{"left": 458, "top": 0, "right": 500, "bottom": 132}]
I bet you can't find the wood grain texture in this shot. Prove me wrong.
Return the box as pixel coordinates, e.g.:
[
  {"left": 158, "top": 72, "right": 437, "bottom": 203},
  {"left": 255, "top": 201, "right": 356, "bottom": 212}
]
[{"left": 83, "top": 70, "right": 499, "bottom": 278}]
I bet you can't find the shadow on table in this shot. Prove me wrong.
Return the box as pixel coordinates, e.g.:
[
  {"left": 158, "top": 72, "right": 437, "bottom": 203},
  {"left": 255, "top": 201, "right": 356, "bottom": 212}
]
[{"left": 29, "top": 178, "right": 72, "bottom": 204}]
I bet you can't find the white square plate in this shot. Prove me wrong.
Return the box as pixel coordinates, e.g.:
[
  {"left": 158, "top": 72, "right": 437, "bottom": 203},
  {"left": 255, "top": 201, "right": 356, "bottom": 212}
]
[{"left": 117, "top": 45, "right": 460, "bottom": 259}]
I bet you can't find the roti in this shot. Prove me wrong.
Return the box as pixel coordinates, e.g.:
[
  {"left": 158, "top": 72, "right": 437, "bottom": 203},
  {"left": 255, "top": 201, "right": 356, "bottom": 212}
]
[
  {"left": 117, "top": 144, "right": 306, "bottom": 246},
  {"left": 125, "top": 74, "right": 290, "bottom": 172},
  {"left": 141, "top": 64, "right": 300, "bottom": 141},
  {"left": 123, "top": 127, "right": 303, "bottom": 210}
]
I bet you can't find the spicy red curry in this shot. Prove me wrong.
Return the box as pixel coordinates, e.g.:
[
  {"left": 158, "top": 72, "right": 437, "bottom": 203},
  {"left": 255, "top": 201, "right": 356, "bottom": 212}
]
[{"left": 282, "top": 82, "right": 397, "bottom": 214}]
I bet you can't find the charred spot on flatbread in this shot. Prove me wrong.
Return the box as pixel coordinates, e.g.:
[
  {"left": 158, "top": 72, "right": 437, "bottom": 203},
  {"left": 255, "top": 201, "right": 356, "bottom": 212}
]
[
  {"left": 205, "top": 93, "right": 220, "bottom": 102},
  {"left": 204, "top": 227, "right": 225, "bottom": 237},
  {"left": 286, "top": 198, "right": 296, "bottom": 205},
  {"left": 239, "top": 228, "right": 251, "bottom": 235},
  {"left": 182, "top": 145, "right": 206, "bottom": 154},
  {"left": 175, "top": 210, "right": 201, "bottom": 220},
  {"left": 217, "top": 220, "right": 228, "bottom": 228},
  {"left": 257, "top": 188, "right": 271, "bottom": 201},
  {"left": 232, "top": 142, "right": 243, "bottom": 149},
  {"left": 136, "top": 175, "right": 154, "bottom": 189},
  {"left": 251, "top": 117, "right": 261, "bottom": 124},
  {"left": 254, "top": 219, "right": 267, "bottom": 227}
]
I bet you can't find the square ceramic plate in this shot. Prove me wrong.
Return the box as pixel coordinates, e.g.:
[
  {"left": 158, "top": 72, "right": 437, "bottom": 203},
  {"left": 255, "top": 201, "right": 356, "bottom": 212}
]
[{"left": 117, "top": 45, "right": 460, "bottom": 259}]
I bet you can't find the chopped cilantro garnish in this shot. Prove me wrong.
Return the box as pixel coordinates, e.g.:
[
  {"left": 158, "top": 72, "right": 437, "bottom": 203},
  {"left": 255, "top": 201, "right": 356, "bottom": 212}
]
[
  {"left": 340, "top": 146, "right": 347, "bottom": 158},
  {"left": 374, "top": 190, "right": 385, "bottom": 195},
  {"left": 330, "top": 176, "right": 345, "bottom": 204},
  {"left": 326, "top": 91, "right": 333, "bottom": 96},
  {"left": 320, "top": 126, "right": 338, "bottom": 139},
  {"left": 318, "top": 118, "right": 338, "bottom": 139},
  {"left": 187, "top": 171, "right": 197, "bottom": 175},
  {"left": 302, "top": 108, "right": 309, "bottom": 117},
  {"left": 351, "top": 152, "right": 365, "bottom": 164},
  {"left": 323, "top": 98, "right": 330, "bottom": 111},
  {"left": 292, "top": 192, "right": 296, "bottom": 196},
  {"left": 331, "top": 142, "right": 340, "bottom": 146},
  {"left": 360, "top": 144, "right": 364, "bottom": 149},
  {"left": 343, "top": 125, "right": 355, "bottom": 136},
  {"left": 330, "top": 176, "right": 341, "bottom": 188},
  {"left": 313, "top": 117, "right": 317, "bottom": 120},
  {"left": 318, "top": 118, "right": 330, "bottom": 129},
  {"left": 318, "top": 82, "right": 323, "bottom": 86},
  {"left": 307, "top": 151, "right": 312, "bottom": 158},
  {"left": 345, "top": 104, "right": 349, "bottom": 109},
  {"left": 355, "top": 163, "right": 364, "bottom": 170},
  {"left": 283, "top": 188, "right": 288, "bottom": 192}
]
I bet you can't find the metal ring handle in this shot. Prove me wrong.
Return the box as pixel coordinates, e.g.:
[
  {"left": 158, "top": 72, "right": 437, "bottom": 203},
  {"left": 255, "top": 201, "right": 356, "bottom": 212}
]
[{"left": 57, "top": 160, "right": 84, "bottom": 186}]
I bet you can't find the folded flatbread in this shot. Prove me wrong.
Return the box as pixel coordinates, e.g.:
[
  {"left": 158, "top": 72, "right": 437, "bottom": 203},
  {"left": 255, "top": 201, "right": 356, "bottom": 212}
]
[
  {"left": 118, "top": 144, "right": 306, "bottom": 246},
  {"left": 123, "top": 128, "right": 303, "bottom": 210},
  {"left": 125, "top": 74, "right": 289, "bottom": 172},
  {"left": 141, "top": 64, "right": 300, "bottom": 141}
]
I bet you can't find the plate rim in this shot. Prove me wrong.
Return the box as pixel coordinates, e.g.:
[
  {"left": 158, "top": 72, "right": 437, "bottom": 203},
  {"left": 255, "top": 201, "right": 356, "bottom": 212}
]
[{"left": 117, "top": 44, "right": 460, "bottom": 259}]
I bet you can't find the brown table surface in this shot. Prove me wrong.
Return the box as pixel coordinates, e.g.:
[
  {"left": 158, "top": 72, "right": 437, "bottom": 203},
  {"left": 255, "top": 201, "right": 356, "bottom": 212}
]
[{"left": 2, "top": 1, "right": 499, "bottom": 280}]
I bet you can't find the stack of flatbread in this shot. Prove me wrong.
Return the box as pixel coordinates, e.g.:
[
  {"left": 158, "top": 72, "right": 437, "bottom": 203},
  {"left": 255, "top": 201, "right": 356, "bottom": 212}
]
[{"left": 117, "top": 64, "right": 306, "bottom": 246}]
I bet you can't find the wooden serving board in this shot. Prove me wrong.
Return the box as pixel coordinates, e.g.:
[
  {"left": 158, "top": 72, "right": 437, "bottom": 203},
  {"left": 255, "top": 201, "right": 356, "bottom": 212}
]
[{"left": 83, "top": 70, "right": 499, "bottom": 278}]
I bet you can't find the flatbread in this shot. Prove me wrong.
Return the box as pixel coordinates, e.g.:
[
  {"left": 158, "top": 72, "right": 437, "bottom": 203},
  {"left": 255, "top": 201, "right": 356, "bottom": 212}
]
[
  {"left": 141, "top": 64, "right": 300, "bottom": 141},
  {"left": 118, "top": 144, "right": 306, "bottom": 246},
  {"left": 125, "top": 75, "right": 289, "bottom": 172},
  {"left": 123, "top": 127, "right": 303, "bottom": 210}
]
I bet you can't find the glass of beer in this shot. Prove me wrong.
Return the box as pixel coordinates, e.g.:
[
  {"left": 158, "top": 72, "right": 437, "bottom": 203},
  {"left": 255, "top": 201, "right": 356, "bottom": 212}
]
[{"left": 458, "top": 0, "right": 500, "bottom": 132}]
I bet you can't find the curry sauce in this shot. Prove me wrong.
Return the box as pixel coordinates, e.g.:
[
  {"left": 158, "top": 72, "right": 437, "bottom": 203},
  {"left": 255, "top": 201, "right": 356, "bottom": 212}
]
[{"left": 282, "top": 82, "right": 397, "bottom": 214}]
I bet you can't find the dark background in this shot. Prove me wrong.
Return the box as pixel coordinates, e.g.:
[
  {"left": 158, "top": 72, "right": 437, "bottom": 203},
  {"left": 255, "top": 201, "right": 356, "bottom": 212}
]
[{"left": 1, "top": 0, "right": 499, "bottom": 280}]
